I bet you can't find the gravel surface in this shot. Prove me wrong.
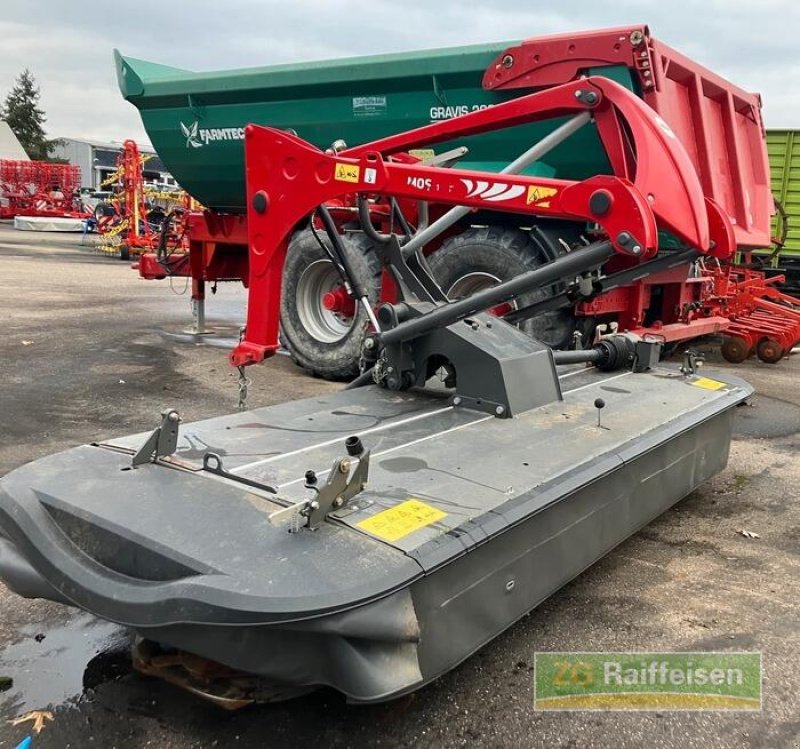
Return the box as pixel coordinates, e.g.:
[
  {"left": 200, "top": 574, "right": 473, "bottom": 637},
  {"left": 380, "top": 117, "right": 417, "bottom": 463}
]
[{"left": 0, "top": 224, "right": 797, "bottom": 748}]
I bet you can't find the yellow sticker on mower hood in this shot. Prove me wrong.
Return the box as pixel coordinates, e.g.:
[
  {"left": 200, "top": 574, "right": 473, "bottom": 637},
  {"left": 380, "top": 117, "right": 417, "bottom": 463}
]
[
  {"left": 691, "top": 376, "right": 726, "bottom": 391},
  {"left": 334, "top": 163, "right": 360, "bottom": 183},
  {"left": 357, "top": 498, "right": 447, "bottom": 542}
]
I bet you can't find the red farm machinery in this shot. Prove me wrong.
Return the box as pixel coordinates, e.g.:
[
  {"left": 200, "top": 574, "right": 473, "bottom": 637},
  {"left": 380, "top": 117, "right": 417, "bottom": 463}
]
[
  {"left": 93, "top": 139, "right": 193, "bottom": 260},
  {"left": 0, "top": 25, "right": 777, "bottom": 704},
  {"left": 118, "top": 25, "right": 800, "bottom": 374},
  {"left": 0, "top": 159, "right": 84, "bottom": 219}
]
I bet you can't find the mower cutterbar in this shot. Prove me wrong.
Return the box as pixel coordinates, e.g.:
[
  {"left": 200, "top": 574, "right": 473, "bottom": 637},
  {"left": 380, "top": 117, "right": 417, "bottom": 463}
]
[
  {"left": 0, "top": 72, "right": 755, "bottom": 704},
  {"left": 0, "top": 364, "right": 752, "bottom": 702}
]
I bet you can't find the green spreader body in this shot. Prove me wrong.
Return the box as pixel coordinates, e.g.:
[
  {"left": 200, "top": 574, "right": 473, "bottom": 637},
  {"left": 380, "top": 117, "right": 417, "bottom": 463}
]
[
  {"left": 114, "top": 45, "right": 632, "bottom": 212},
  {"left": 115, "top": 26, "right": 772, "bottom": 249}
]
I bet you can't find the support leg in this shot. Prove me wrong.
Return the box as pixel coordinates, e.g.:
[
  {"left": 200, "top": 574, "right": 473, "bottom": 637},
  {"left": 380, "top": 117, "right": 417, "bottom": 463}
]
[{"left": 187, "top": 277, "right": 211, "bottom": 335}]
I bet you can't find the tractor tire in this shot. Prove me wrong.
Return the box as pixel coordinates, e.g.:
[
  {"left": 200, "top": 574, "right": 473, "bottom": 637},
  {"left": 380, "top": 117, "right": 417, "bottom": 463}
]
[
  {"left": 721, "top": 336, "right": 751, "bottom": 363},
  {"left": 95, "top": 202, "right": 115, "bottom": 222},
  {"left": 426, "top": 225, "right": 577, "bottom": 349},
  {"left": 756, "top": 338, "right": 784, "bottom": 364},
  {"left": 146, "top": 208, "right": 167, "bottom": 231},
  {"left": 280, "top": 229, "right": 381, "bottom": 380}
]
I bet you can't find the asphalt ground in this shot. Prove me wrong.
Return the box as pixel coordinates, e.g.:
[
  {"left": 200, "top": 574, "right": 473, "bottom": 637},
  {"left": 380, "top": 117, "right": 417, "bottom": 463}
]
[{"left": 0, "top": 222, "right": 797, "bottom": 748}]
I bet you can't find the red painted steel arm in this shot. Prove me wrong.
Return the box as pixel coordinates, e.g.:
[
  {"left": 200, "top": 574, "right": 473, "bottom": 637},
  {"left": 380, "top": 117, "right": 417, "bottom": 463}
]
[
  {"left": 234, "top": 136, "right": 653, "bottom": 366},
  {"left": 343, "top": 76, "right": 723, "bottom": 257}
]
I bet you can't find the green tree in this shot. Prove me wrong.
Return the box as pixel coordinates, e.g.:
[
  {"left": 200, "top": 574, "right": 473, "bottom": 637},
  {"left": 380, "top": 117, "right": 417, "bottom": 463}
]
[{"left": 0, "top": 69, "right": 60, "bottom": 160}]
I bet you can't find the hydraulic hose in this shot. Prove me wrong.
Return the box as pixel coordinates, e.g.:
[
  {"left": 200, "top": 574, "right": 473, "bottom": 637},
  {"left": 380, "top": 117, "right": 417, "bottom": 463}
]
[
  {"left": 317, "top": 205, "right": 382, "bottom": 332},
  {"left": 317, "top": 205, "right": 368, "bottom": 300}
]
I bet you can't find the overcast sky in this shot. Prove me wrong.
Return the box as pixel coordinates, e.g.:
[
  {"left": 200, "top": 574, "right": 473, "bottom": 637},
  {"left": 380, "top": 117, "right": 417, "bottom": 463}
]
[{"left": 0, "top": 0, "right": 797, "bottom": 145}]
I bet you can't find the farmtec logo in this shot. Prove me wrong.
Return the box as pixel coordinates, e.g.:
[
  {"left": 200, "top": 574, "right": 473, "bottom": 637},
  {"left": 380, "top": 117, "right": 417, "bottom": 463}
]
[
  {"left": 180, "top": 121, "right": 245, "bottom": 149},
  {"left": 534, "top": 652, "right": 761, "bottom": 711}
]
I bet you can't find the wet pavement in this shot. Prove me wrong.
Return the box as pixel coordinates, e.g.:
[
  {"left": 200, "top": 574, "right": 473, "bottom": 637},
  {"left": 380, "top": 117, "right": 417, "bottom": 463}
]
[
  {"left": 0, "top": 612, "right": 126, "bottom": 716},
  {"left": 0, "top": 224, "right": 798, "bottom": 748}
]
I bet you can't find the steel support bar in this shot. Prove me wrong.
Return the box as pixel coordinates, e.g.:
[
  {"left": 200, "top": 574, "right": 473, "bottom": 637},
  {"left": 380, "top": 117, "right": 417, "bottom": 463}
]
[
  {"left": 186, "top": 278, "right": 211, "bottom": 335},
  {"left": 596, "top": 248, "right": 702, "bottom": 288},
  {"left": 627, "top": 316, "right": 730, "bottom": 342},
  {"left": 504, "top": 247, "right": 701, "bottom": 325},
  {"left": 400, "top": 112, "right": 591, "bottom": 257},
  {"left": 379, "top": 241, "right": 614, "bottom": 345}
]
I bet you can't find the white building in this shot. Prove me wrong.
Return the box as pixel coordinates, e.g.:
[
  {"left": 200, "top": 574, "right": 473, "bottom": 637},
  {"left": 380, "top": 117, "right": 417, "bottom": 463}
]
[
  {"left": 0, "top": 120, "right": 29, "bottom": 160},
  {"left": 51, "top": 138, "right": 177, "bottom": 191}
]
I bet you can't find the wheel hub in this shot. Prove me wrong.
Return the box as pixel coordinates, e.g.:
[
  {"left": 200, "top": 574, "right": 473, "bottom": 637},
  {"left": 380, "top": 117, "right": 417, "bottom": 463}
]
[
  {"left": 756, "top": 338, "right": 784, "bottom": 364},
  {"left": 721, "top": 336, "right": 750, "bottom": 364},
  {"left": 322, "top": 287, "right": 356, "bottom": 317},
  {"left": 296, "top": 260, "right": 356, "bottom": 343}
]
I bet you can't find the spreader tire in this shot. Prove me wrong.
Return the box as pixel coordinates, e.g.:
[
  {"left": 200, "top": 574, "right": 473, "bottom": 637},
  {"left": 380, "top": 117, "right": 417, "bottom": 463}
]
[
  {"left": 280, "top": 229, "right": 381, "bottom": 380},
  {"left": 426, "top": 225, "right": 578, "bottom": 349}
]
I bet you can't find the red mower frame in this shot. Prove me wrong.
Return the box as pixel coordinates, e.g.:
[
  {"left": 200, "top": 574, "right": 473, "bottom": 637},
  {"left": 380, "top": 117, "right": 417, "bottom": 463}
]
[{"left": 232, "top": 76, "right": 734, "bottom": 366}]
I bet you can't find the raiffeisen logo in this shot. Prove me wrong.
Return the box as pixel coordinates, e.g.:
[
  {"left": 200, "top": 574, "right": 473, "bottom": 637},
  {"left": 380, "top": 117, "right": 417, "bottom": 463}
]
[
  {"left": 534, "top": 652, "right": 762, "bottom": 711},
  {"left": 180, "top": 121, "right": 245, "bottom": 148}
]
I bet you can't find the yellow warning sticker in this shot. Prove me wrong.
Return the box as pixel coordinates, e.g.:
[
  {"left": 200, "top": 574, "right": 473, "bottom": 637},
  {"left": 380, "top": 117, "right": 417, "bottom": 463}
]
[
  {"left": 526, "top": 185, "right": 558, "bottom": 208},
  {"left": 357, "top": 499, "right": 447, "bottom": 542},
  {"left": 334, "top": 162, "right": 360, "bottom": 183},
  {"left": 692, "top": 376, "right": 726, "bottom": 391}
]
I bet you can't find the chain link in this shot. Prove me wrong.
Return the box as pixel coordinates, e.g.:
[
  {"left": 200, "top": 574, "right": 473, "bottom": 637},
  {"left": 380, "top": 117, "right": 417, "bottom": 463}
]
[
  {"left": 371, "top": 356, "right": 386, "bottom": 386},
  {"left": 235, "top": 326, "right": 251, "bottom": 411},
  {"left": 237, "top": 365, "right": 250, "bottom": 412}
]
